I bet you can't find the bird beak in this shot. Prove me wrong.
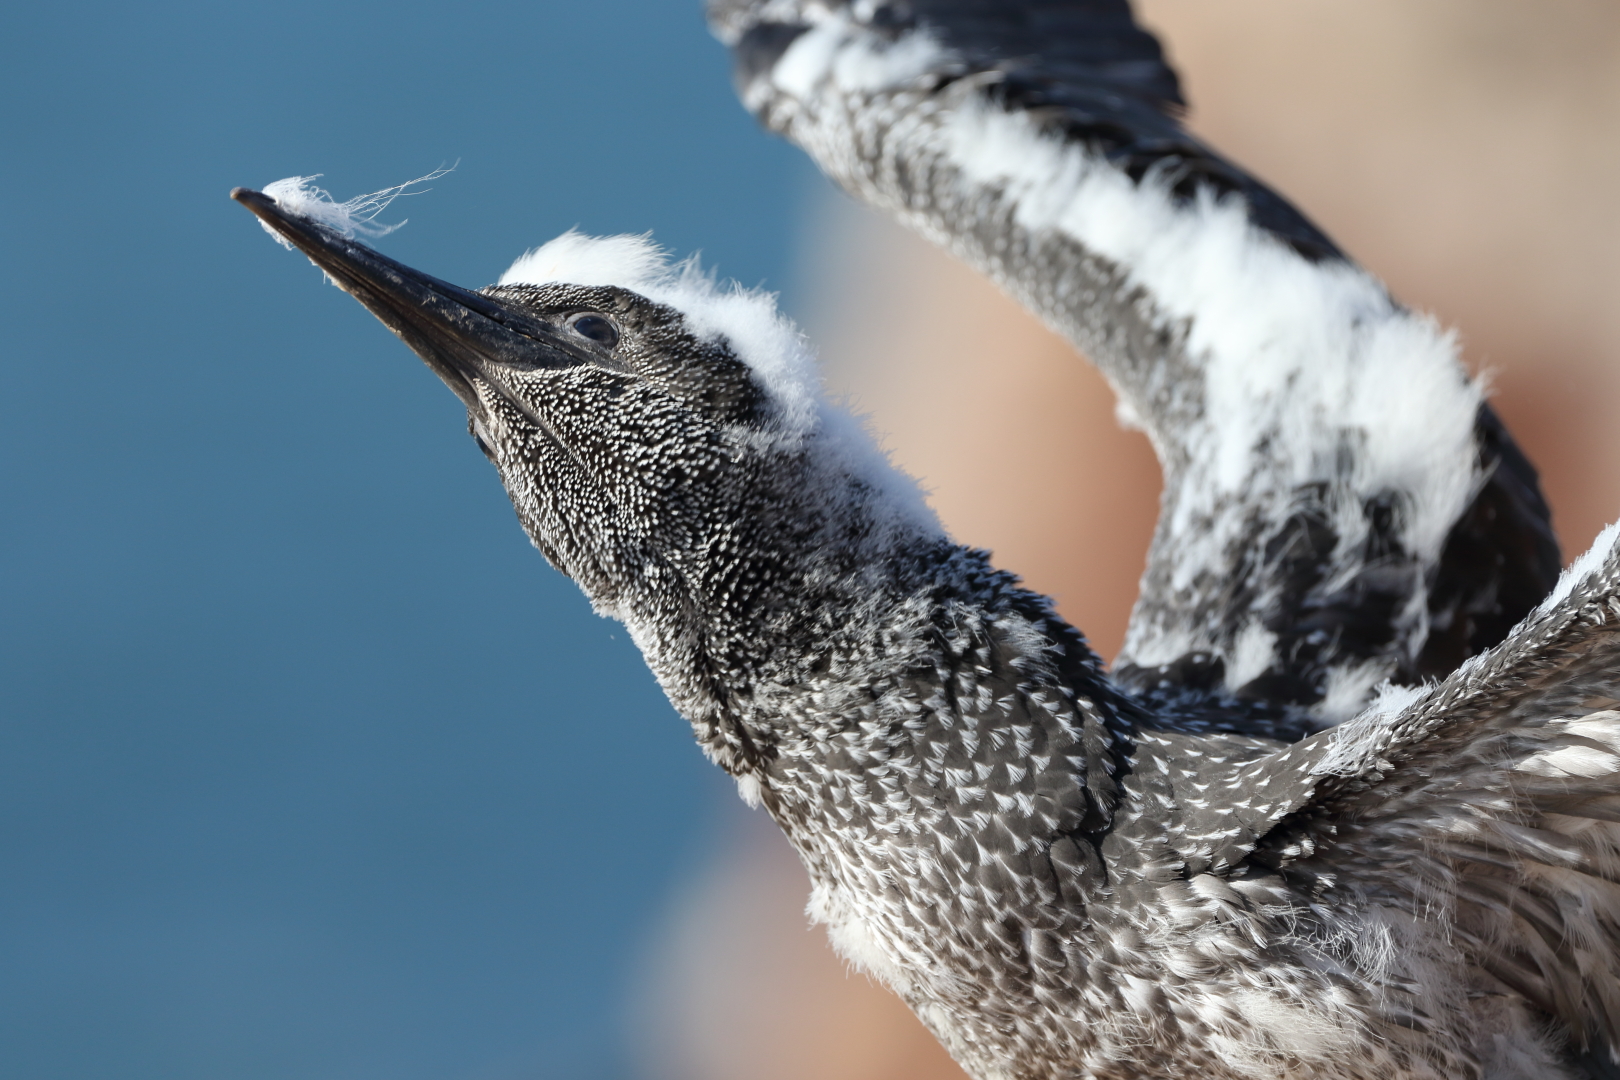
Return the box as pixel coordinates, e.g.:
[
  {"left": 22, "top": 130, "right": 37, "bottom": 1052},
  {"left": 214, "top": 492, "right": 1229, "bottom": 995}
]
[{"left": 231, "top": 186, "right": 593, "bottom": 416}]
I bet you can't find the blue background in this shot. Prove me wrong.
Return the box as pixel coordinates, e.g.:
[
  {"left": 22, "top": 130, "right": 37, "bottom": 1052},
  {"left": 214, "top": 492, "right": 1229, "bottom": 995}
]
[{"left": 0, "top": 3, "right": 813, "bottom": 1077}]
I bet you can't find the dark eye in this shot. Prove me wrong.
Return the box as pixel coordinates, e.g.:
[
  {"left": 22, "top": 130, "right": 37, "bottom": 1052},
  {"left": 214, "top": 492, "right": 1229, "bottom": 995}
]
[{"left": 569, "top": 313, "right": 619, "bottom": 350}]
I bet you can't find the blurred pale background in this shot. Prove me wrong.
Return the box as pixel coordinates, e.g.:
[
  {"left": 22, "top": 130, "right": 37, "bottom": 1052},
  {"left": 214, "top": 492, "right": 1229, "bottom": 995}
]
[{"left": 637, "top": 4, "right": 1620, "bottom": 1078}]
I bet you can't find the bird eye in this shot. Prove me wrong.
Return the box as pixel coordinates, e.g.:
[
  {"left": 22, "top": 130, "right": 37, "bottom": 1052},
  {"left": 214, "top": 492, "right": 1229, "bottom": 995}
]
[{"left": 569, "top": 313, "right": 620, "bottom": 350}]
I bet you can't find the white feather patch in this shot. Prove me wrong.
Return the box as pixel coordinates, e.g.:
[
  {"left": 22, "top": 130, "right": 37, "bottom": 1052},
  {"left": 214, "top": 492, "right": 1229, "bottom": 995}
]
[
  {"left": 806, "top": 880, "right": 906, "bottom": 988},
  {"left": 1316, "top": 660, "right": 1400, "bottom": 725},
  {"left": 940, "top": 99, "right": 1483, "bottom": 571},
  {"left": 1517, "top": 743, "right": 1620, "bottom": 780},
  {"left": 1223, "top": 619, "right": 1279, "bottom": 691},
  {"left": 1518, "top": 711, "right": 1620, "bottom": 780},
  {"left": 758, "top": 9, "right": 945, "bottom": 111}
]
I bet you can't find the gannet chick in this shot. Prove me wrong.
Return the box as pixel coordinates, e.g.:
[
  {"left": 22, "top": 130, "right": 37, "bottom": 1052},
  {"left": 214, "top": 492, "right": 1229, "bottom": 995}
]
[{"left": 234, "top": 180, "right": 1620, "bottom": 1080}]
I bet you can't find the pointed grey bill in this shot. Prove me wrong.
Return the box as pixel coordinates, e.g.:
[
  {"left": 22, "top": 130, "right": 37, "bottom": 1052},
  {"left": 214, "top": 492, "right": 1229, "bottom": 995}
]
[{"left": 231, "top": 186, "right": 597, "bottom": 416}]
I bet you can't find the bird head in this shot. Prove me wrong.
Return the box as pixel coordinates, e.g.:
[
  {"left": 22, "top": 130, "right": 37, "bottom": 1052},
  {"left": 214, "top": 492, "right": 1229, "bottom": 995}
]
[{"left": 234, "top": 186, "right": 941, "bottom": 760}]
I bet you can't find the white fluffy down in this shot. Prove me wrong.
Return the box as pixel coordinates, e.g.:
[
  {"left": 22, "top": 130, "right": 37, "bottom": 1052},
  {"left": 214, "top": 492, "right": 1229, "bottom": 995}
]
[
  {"left": 939, "top": 98, "right": 1483, "bottom": 567},
  {"left": 258, "top": 167, "right": 453, "bottom": 248},
  {"left": 501, "top": 231, "right": 940, "bottom": 535},
  {"left": 765, "top": 8, "right": 946, "bottom": 107}
]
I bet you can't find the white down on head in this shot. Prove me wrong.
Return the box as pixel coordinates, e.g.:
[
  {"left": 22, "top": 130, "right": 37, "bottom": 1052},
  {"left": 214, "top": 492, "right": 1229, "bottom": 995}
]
[{"left": 500, "top": 231, "right": 941, "bottom": 538}]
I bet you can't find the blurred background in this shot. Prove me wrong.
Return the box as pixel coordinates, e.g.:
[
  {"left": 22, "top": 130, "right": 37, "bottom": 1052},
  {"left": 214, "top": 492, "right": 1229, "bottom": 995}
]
[{"left": 1, "top": 2, "right": 1617, "bottom": 1079}]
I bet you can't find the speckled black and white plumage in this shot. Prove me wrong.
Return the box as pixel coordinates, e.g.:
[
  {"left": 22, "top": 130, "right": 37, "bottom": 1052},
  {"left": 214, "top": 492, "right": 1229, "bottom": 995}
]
[{"left": 233, "top": 7, "right": 1617, "bottom": 1074}]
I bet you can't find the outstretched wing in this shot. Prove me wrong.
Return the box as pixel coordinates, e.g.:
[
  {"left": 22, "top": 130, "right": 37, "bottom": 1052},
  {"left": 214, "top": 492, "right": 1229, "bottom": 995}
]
[
  {"left": 707, "top": 0, "right": 1560, "bottom": 724},
  {"left": 1202, "top": 528, "right": 1620, "bottom": 1065}
]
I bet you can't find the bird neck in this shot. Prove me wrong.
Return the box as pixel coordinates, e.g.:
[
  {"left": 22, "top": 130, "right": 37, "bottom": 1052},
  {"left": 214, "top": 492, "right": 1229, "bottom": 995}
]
[{"left": 638, "top": 530, "right": 1128, "bottom": 812}]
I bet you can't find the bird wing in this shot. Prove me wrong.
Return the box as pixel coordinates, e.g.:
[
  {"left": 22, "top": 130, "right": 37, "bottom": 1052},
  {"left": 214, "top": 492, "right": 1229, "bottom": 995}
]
[
  {"left": 1199, "top": 529, "right": 1620, "bottom": 1062},
  {"left": 707, "top": 0, "right": 1560, "bottom": 725}
]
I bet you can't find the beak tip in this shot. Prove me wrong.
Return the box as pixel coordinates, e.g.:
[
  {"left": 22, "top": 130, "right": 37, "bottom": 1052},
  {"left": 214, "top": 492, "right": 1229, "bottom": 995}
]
[
  {"left": 232, "top": 188, "right": 287, "bottom": 229},
  {"left": 232, "top": 187, "right": 286, "bottom": 234},
  {"left": 231, "top": 187, "right": 270, "bottom": 212}
]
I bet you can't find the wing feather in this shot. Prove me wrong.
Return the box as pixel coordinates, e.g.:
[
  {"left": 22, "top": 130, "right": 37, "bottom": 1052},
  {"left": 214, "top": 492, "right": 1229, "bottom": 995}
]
[
  {"left": 1212, "top": 527, "right": 1620, "bottom": 1062},
  {"left": 709, "top": 0, "right": 1559, "bottom": 724}
]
